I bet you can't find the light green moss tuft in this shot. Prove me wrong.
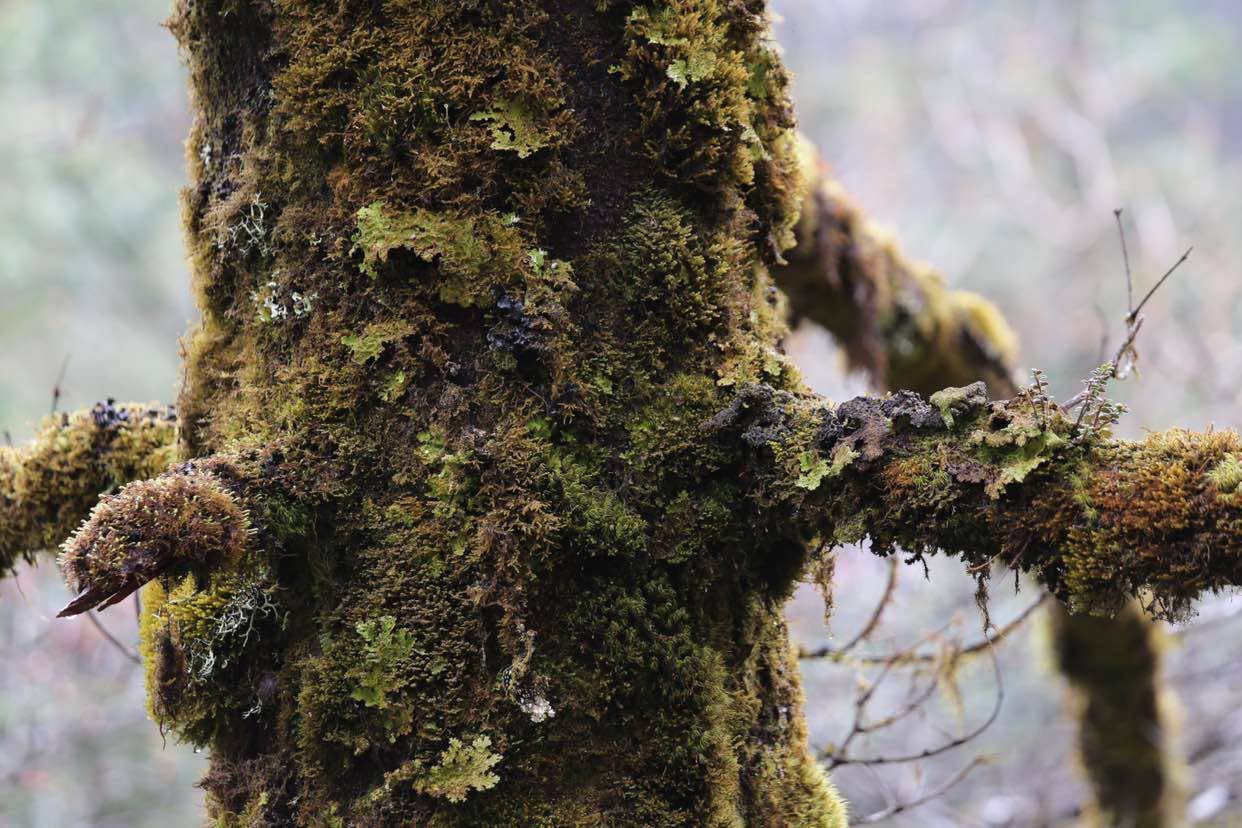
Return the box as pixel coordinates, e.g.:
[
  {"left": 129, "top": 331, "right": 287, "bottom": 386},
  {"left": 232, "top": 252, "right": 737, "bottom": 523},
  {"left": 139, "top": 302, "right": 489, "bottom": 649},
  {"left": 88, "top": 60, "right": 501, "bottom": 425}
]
[{"left": 1208, "top": 453, "right": 1242, "bottom": 494}]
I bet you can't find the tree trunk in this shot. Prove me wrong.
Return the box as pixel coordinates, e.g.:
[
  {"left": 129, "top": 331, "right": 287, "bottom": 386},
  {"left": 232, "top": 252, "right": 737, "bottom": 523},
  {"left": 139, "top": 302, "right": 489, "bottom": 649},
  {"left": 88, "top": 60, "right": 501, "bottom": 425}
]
[
  {"left": 152, "top": 1, "right": 842, "bottom": 824},
  {"left": 1052, "top": 602, "right": 1185, "bottom": 828},
  {"left": 8, "top": 4, "right": 1239, "bottom": 827}
]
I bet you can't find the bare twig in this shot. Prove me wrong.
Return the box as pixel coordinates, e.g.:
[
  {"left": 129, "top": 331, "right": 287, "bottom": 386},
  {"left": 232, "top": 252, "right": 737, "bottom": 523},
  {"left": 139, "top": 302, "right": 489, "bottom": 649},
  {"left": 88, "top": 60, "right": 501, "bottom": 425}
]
[
  {"left": 1063, "top": 230, "right": 1192, "bottom": 411},
  {"left": 826, "top": 594, "right": 1049, "bottom": 667},
  {"left": 50, "top": 354, "right": 71, "bottom": 416},
  {"left": 1115, "top": 208, "right": 1133, "bottom": 314},
  {"left": 850, "top": 756, "right": 990, "bottom": 825},
  {"left": 800, "top": 558, "right": 899, "bottom": 660},
  {"left": 820, "top": 641, "right": 1005, "bottom": 768},
  {"left": 1130, "top": 246, "right": 1193, "bottom": 324},
  {"left": 82, "top": 610, "right": 141, "bottom": 666}
]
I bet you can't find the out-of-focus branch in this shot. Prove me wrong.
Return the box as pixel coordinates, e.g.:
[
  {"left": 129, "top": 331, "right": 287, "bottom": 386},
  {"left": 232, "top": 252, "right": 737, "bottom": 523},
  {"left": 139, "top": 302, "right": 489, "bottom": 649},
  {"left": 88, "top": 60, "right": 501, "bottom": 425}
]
[
  {"left": 0, "top": 401, "right": 177, "bottom": 576},
  {"left": 776, "top": 139, "right": 1019, "bottom": 398},
  {"left": 1052, "top": 601, "right": 1185, "bottom": 828}
]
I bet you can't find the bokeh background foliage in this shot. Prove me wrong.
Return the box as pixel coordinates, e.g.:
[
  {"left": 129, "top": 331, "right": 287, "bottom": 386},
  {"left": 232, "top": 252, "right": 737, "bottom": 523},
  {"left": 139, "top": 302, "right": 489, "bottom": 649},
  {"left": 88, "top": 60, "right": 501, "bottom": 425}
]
[{"left": 1, "top": 1, "right": 1240, "bottom": 825}]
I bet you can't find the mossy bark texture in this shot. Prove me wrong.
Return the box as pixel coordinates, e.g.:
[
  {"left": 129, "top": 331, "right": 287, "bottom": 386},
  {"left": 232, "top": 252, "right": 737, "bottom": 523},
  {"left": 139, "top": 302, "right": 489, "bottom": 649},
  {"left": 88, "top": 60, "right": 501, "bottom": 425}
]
[
  {"left": 777, "top": 141, "right": 1019, "bottom": 398},
  {"left": 0, "top": 401, "right": 176, "bottom": 574},
  {"left": 6, "top": 2, "right": 1241, "bottom": 826}
]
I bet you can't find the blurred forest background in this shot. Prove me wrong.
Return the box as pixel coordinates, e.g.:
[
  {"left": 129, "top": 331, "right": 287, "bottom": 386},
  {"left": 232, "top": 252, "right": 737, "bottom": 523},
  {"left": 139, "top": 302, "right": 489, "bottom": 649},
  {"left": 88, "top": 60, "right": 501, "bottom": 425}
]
[{"left": 1, "top": 0, "right": 1241, "bottom": 825}]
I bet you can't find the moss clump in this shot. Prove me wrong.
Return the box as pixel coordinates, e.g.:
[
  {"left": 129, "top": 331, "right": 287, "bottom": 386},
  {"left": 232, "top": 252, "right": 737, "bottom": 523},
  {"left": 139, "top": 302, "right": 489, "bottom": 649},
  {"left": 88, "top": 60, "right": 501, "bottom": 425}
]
[
  {"left": 59, "top": 467, "right": 251, "bottom": 617},
  {"left": 0, "top": 401, "right": 176, "bottom": 574},
  {"left": 1208, "top": 452, "right": 1242, "bottom": 494},
  {"left": 139, "top": 565, "right": 287, "bottom": 743}
]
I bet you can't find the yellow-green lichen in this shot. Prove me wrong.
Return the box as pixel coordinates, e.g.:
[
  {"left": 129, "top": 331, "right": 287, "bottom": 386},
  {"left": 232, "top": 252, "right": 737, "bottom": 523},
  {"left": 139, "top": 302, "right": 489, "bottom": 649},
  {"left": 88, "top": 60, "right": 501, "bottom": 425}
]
[{"left": 469, "top": 99, "right": 555, "bottom": 158}]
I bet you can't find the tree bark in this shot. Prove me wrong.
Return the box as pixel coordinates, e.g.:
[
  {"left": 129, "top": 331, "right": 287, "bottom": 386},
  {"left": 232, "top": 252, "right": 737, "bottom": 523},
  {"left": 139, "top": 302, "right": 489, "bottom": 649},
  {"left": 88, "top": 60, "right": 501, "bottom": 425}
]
[
  {"left": 4, "top": 3, "right": 1238, "bottom": 826},
  {"left": 139, "top": 1, "right": 844, "bottom": 824}
]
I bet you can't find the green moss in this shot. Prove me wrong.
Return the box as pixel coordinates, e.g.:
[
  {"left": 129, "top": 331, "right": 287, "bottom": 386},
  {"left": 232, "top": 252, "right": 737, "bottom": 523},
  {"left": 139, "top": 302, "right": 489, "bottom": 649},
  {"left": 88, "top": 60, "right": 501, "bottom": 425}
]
[
  {"left": 1208, "top": 453, "right": 1242, "bottom": 494},
  {"left": 160, "top": 0, "right": 844, "bottom": 823},
  {"left": 0, "top": 403, "right": 176, "bottom": 574}
]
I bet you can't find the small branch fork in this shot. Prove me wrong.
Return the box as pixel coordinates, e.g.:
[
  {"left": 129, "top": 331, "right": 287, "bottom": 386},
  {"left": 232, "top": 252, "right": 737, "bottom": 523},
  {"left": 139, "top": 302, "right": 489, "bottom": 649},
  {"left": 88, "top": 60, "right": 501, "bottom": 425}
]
[
  {"left": 801, "top": 570, "right": 1043, "bottom": 824},
  {"left": 1063, "top": 210, "right": 1192, "bottom": 411}
]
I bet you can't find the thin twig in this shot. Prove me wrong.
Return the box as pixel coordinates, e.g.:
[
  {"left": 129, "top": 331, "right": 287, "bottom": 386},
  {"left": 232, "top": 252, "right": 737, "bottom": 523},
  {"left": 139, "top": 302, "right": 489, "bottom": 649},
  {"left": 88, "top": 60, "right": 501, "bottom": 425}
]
[
  {"left": 1130, "top": 246, "right": 1193, "bottom": 324},
  {"left": 800, "top": 558, "right": 899, "bottom": 660},
  {"left": 1115, "top": 208, "right": 1133, "bottom": 314},
  {"left": 83, "top": 610, "right": 141, "bottom": 666},
  {"left": 850, "top": 756, "right": 990, "bottom": 825},
  {"left": 1063, "top": 241, "right": 1190, "bottom": 411},
  {"left": 820, "top": 634, "right": 1005, "bottom": 767},
  {"left": 50, "top": 354, "right": 71, "bottom": 416},
  {"left": 830, "top": 594, "right": 1049, "bottom": 667}
]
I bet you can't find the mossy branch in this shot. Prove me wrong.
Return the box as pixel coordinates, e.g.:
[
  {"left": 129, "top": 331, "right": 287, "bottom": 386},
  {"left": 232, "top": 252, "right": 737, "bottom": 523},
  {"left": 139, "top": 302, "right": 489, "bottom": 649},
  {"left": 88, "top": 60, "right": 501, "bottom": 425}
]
[
  {"left": 715, "top": 382, "right": 1242, "bottom": 620},
  {"left": 58, "top": 459, "right": 255, "bottom": 617},
  {"left": 0, "top": 401, "right": 177, "bottom": 577},
  {"left": 776, "top": 139, "right": 1019, "bottom": 397}
]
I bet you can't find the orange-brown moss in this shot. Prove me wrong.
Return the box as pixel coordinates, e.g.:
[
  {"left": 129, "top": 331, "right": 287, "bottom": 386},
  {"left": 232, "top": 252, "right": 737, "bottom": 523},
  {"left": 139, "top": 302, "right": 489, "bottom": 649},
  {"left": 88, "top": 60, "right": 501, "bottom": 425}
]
[{"left": 717, "top": 384, "right": 1242, "bottom": 622}]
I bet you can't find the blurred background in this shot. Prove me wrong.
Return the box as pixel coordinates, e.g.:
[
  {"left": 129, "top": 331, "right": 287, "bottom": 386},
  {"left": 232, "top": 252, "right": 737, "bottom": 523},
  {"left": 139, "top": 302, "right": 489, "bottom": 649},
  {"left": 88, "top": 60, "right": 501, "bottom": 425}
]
[{"left": 0, "top": 0, "right": 1240, "bottom": 825}]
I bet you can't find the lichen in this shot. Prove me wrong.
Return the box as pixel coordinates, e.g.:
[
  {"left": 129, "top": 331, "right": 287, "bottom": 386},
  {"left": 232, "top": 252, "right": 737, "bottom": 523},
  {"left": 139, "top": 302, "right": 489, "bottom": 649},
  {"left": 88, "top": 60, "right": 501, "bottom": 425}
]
[
  {"left": 469, "top": 99, "right": 555, "bottom": 158},
  {"left": 412, "top": 735, "right": 503, "bottom": 803}
]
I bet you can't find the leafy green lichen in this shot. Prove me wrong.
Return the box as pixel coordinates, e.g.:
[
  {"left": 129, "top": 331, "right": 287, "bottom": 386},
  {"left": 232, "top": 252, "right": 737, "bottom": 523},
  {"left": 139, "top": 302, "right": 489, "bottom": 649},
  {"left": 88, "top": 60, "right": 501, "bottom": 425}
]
[
  {"left": 349, "top": 615, "right": 415, "bottom": 709},
  {"left": 413, "top": 735, "right": 502, "bottom": 803},
  {"left": 341, "top": 321, "right": 414, "bottom": 365},
  {"left": 469, "top": 99, "right": 553, "bottom": 158}
]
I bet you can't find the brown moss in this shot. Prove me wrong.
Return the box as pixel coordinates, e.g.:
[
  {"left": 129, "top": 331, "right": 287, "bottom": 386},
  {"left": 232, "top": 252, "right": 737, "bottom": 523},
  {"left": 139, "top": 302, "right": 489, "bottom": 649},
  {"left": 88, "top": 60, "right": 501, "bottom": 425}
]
[{"left": 776, "top": 141, "right": 1019, "bottom": 397}]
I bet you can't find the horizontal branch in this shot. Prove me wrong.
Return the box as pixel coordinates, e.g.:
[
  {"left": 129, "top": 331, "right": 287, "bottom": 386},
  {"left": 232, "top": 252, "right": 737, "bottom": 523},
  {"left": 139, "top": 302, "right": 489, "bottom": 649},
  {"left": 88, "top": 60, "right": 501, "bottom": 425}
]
[
  {"left": 776, "top": 140, "right": 1018, "bottom": 397},
  {"left": 0, "top": 401, "right": 177, "bottom": 576},
  {"left": 713, "top": 382, "right": 1242, "bottom": 620}
]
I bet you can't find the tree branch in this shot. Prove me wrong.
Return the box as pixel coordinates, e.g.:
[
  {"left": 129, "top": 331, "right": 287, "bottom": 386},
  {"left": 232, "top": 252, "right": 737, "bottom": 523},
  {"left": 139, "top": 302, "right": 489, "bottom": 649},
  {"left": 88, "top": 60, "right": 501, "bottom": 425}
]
[
  {"left": 0, "top": 401, "right": 177, "bottom": 577},
  {"left": 714, "top": 382, "right": 1242, "bottom": 621},
  {"left": 776, "top": 139, "right": 1019, "bottom": 397},
  {"left": 57, "top": 459, "right": 255, "bottom": 617}
]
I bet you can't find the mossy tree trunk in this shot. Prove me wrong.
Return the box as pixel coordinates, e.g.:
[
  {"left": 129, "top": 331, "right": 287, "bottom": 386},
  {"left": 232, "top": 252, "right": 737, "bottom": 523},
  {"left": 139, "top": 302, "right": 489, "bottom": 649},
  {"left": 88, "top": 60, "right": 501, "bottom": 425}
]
[
  {"left": 3, "top": 3, "right": 1241, "bottom": 826},
  {"left": 129, "top": 1, "right": 840, "bottom": 823}
]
